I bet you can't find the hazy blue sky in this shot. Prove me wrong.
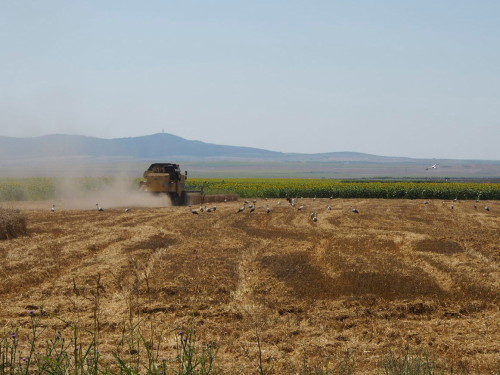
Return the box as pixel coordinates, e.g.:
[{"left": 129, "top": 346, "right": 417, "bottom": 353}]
[{"left": 1, "top": 1, "right": 499, "bottom": 159}]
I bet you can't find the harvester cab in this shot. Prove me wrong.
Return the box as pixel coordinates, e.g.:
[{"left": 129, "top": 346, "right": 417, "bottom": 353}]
[{"left": 142, "top": 163, "right": 191, "bottom": 205}]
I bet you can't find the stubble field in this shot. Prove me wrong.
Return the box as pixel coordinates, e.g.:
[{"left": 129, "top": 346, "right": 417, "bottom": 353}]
[{"left": 0, "top": 198, "right": 499, "bottom": 374}]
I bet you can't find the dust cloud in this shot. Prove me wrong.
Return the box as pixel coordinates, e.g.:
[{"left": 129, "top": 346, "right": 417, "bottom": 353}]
[{"left": 53, "top": 177, "right": 170, "bottom": 210}]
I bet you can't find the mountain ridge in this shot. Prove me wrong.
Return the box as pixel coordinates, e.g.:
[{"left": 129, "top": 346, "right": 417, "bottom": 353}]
[
  {"left": 0, "top": 132, "right": 479, "bottom": 162},
  {"left": 0, "top": 133, "right": 458, "bottom": 161},
  {"left": 1, "top": 133, "right": 499, "bottom": 178},
  {"left": 0, "top": 133, "right": 286, "bottom": 160}
]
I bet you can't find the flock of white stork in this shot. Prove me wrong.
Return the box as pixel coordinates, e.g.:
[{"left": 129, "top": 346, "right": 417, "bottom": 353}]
[
  {"left": 48, "top": 196, "right": 491, "bottom": 220},
  {"left": 189, "top": 197, "right": 361, "bottom": 223}
]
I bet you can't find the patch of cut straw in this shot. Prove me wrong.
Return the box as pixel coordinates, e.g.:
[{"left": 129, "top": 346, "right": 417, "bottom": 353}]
[{"left": 0, "top": 208, "right": 27, "bottom": 240}]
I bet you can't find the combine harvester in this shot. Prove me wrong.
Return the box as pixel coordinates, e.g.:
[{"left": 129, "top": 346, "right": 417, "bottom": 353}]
[{"left": 140, "top": 163, "right": 237, "bottom": 206}]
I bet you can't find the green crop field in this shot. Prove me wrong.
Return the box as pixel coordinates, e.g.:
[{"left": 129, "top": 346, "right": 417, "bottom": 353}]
[
  {"left": 0, "top": 178, "right": 56, "bottom": 201},
  {"left": 187, "top": 178, "right": 500, "bottom": 200},
  {"left": 1, "top": 177, "right": 499, "bottom": 201},
  {"left": 0, "top": 178, "right": 141, "bottom": 202}
]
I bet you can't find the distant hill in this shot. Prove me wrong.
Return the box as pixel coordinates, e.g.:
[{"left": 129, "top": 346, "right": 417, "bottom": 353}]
[
  {"left": 0, "top": 132, "right": 419, "bottom": 162},
  {"left": 1, "top": 133, "right": 499, "bottom": 178},
  {"left": 0, "top": 133, "right": 283, "bottom": 160},
  {"left": 0, "top": 133, "right": 422, "bottom": 162}
]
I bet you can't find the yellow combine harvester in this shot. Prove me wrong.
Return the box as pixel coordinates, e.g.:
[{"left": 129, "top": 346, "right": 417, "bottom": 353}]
[
  {"left": 141, "top": 163, "right": 198, "bottom": 205},
  {"left": 141, "top": 163, "right": 238, "bottom": 206}
]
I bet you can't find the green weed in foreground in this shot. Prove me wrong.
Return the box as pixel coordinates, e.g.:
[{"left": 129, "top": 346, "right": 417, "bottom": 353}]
[
  {"left": 2, "top": 310, "right": 497, "bottom": 374},
  {"left": 0, "top": 310, "right": 218, "bottom": 375},
  {"left": 0, "top": 309, "right": 101, "bottom": 375},
  {"left": 114, "top": 321, "right": 217, "bottom": 375},
  {"left": 380, "top": 349, "right": 472, "bottom": 375}
]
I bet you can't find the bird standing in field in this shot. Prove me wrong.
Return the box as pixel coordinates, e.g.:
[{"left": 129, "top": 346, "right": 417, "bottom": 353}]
[
  {"left": 237, "top": 206, "right": 245, "bottom": 213},
  {"left": 124, "top": 208, "right": 131, "bottom": 212},
  {"left": 191, "top": 209, "right": 199, "bottom": 214},
  {"left": 327, "top": 205, "right": 332, "bottom": 211},
  {"left": 351, "top": 207, "right": 359, "bottom": 214},
  {"left": 266, "top": 206, "right": 271, "bottom": 214},
  {"left": 51, "top": 204, "right": 56, "bottom": 213},
  {"left": 96, "top": 203, "right": 104, "bottom": 212},
  {"left": 485, "top": 206, "right": 490, "bottom": 211}
]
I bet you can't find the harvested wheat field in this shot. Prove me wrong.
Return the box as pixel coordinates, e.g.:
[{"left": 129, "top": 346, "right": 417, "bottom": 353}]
[{"left": 0, "top": 198, "right": 499, "bottom": 373}]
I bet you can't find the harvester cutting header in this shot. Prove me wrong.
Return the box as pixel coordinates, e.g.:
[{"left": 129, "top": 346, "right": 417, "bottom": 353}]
[{"left": 141, "top": 163, "right": 238, "bottom": 206}]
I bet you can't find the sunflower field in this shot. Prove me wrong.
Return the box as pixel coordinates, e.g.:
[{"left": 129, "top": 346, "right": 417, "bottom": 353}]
[
  {"left": 186, "top": 178, "right": 500, "bottom": 200},
  {"left": 0, "top": 177, "right": 499, "bottom": 201}
]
